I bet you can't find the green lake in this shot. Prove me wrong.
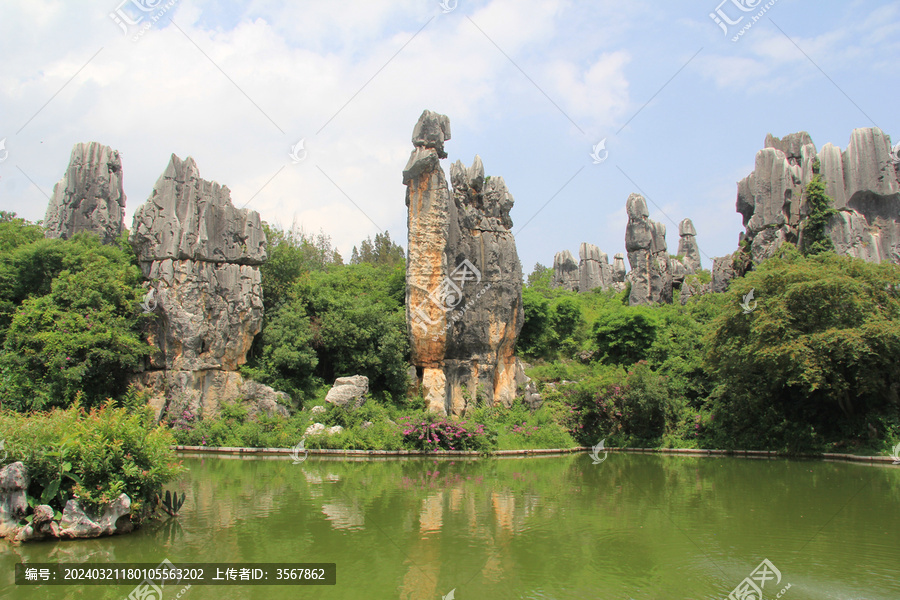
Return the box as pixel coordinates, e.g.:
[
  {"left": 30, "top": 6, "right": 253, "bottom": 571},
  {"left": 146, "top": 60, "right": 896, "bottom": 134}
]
[{"left": 3, "top": 453, "right": 899, "bottom": 599}]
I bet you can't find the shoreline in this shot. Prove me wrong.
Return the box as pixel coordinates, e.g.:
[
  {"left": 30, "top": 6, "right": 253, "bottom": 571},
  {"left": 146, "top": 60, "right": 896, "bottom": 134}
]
[{"left": 171, "top": 445, "right": 899, "bottom": 465}]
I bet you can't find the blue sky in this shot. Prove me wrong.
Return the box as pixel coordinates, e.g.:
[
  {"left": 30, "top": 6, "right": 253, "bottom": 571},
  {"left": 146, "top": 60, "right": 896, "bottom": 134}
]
[{"left": 1, "top": 0, "right": 898, "bottom": 275}]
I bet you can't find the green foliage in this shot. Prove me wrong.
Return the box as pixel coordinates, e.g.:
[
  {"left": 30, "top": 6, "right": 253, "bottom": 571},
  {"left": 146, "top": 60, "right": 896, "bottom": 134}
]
[
  {"left": 259, "top": 224, "right": 343, "bottom": 312},
  {"left": 800, "top": 159, "right": 838, "bottom": 256},
  {"left": 0, "top": 235, "right": 151, "bottom": 410},
  {"left": 0, "top": 402, "right": 182, "bottom": 518},
  {"left": 160, "top": 489, "right": 186, "bottom": 516},
  {"left": 518, "top": 288, "right": 550, "bottom": 356},
  {"left": 248, "top": 262, "right": 410, "bottom": 404},
  {"left": 349, "top": 231, "right": 405, "bottom": 267},
  {"left": 706, "top": 249, "right": 900, "bottom": 450},
  {"left": 397, "top": 413, "right": 497, "bottom": 453},
  {"left": 593, "top": 306, "right": 659, "bottom": 365},
  {"left": 526, "top": 263, "right": 553, "bottom": 292},
  {"left": 548, "top": 296, "right": 583, "bottom": 354}
]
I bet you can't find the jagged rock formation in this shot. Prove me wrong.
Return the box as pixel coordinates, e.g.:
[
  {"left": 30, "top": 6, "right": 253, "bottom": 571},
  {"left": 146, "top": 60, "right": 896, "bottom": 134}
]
[
  {"left": 625, "top": 193, "right": 672, "bottom": 305},
  {"left": 404, "top": 110, "right": 524, "bottom": 415},
  {"left": 579, "top": 243, "right": 613, "bottom": 292},
  {"left": 612, "top": 253, "right": 627, "bottom": 291},
  {"left": 129, "top": 154, "right": 287, "bottom": 420},
  {"left": 677, "top": 218, "right": 701, "bottom": 273},
  {"left": 44, "top": 142, "right": 125, "bottom": 244},
  {"left": 551, "top": 244, "right": 619, "bottom": 293},
  {"left": 736, "top": 128, "right": 900, "bottom": 266},
  {"left": 551, "top": 250, "right": 579, "bottom": 291}
]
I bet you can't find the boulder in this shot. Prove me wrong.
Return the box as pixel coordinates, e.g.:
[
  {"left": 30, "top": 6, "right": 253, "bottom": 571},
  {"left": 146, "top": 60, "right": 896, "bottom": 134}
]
[
  {"left": 326, "top": 426, "right": 344, "bottom": 435},
  {"left": 325, "top": 375, "right": 369, "bottom": 409},
  {"left": 305, "top": 423, "right": 326, "bottom": 436},
  {"left": 0, "top": 462, "right": 29, "bottom": 537},
  {"left": 44, "top": 142, "right": 125, "bottom": 244},
  {"left": 58, "top": 494, "right": 130, "bottom": 539},
  {"left": 405, "top": 110, "right": 524, "bottom": 415},
  {"left": 310, "top": 405, "right": 327, "bottom": 416}
]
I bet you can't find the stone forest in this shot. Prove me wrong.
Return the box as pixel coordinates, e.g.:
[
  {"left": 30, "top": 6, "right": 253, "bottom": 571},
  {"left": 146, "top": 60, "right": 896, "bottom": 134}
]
[{"left": 0, "top": 111, "right": 899, "bottom": 599}]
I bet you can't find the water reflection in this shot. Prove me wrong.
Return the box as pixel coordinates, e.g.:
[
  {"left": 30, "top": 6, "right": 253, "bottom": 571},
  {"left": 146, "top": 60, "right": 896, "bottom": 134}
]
[{"left": 1, "top": 454, "right": 898, "bottom": 599}]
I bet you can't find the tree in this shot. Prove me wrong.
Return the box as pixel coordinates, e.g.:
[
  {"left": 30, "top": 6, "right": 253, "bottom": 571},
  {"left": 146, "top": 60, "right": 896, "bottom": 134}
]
[
  {"left": 800, "top": 159, "right": 838, "bottom": 256},
  {"left": 593, "top": 306, "right": 659, "bottom": 365},
  {"left": 518, "top": 288, "right": 550, "bottom": 356},
  {"left": 350, "top": 231, "right": 405, "bottom": 267},
  {"left": 0, "top": 235, "right": 150, "bottom": 410},
  {"left": 705, "top": 245, "right": 900, "bottom": 448}
]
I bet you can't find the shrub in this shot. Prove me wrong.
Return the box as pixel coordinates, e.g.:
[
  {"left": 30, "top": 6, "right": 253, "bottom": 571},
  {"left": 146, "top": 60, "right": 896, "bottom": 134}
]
[
  {"left": 0, "top": 401, "right": 182, "bottom": 520},
  {"left": 397, "top": 413, "right": 497, "bottom": 453}
]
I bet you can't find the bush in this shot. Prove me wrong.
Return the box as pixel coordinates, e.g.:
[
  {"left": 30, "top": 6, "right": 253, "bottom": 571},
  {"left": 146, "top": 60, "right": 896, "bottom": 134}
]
[
  {"left": 397, "top": 413, "right": 497, "bottom": 453},
  {"left": 593, "top": 306, "right": 659, "bottom": 365},
  {"left": 0, "top": 235, "right": 150, "bottom": 410},
  {"left": 0, "top": 402, "right": 182, "bottom": 519}
]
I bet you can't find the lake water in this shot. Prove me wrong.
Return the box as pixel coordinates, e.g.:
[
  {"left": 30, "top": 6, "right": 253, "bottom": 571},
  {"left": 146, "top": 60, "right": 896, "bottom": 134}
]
[{"left": 3, "top": 453, "right": 899, "bottom": 599}]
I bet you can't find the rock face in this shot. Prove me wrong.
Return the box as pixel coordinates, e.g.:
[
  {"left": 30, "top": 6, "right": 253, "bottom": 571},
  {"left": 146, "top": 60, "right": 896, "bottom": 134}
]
[
  {"left": 405, "top": 110, "right": 524, "bottom": 415},
  {"left": 611, "top": 253, "right": 627, "bottom": 291},
  {"left": 325, "top": 375, "right": 369, "bottom": 409},
  {"left": 551, "top": 250, "right": 579, "bottom": 291},
  {"left": 129, "top": 154, "right": 287, "bottom": 419},
  {"left": 677, "top": 218, "right": 701, "bottom": 273},
  {"left": 625, "top": 193, "right": 672, "bottom": 305},
  {"left": 0, "top": 462, "right": 29, "bottom": 538},
  {"left": 735, "top": 128, "right": 900, "bottom": 266},
  {"left": 44, "top": 142, "right": 125, "bottom": 244},
  {"left": 551, "top": 244, "right": 617, "bottom": 293}
]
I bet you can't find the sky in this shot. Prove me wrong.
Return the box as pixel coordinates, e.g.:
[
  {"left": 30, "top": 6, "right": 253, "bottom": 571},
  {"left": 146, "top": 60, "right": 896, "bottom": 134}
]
[{"left": 1, "top": 0, "right": 898, "bottom": 276}]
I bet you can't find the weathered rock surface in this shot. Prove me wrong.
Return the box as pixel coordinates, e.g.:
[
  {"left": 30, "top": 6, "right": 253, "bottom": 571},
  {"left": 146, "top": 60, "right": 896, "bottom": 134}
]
[
  {"left": 625, "top": 193, "right": 672, "bottom": 305},
  {"left": 129, "top": 154, "right": 286, "bottom": 420},
  {"left": 611, "top": 253, "right": 627, "bottom": 291},
  {"left": 579, "top": 243, "right": 613, "bottom": 292},
  {"left": 131, "top": 154, "right": 266, "bottom": 264},
  {"left": 677, "top": 218, "right": 701, "bottom": 273},
  {"left": 44, "top": 142, "right": 125, "bottom": 244},
  {"left": 325, "top": 375, "right": 369, "bottom": 409},
  {"left": 59, "top": 494, "right": 130, "bottom": 539},
  {"left": 405, "top": 110, "right": 524, "bottom": 415},
  {"left": 551, "top": 250, "right": 579, "bottom": 291},
  {"left": 0, "top": 462, "right": 29, "bottom": 538},
  {"left": 735, "top": 128, "right": 900, "bottom": 266}
]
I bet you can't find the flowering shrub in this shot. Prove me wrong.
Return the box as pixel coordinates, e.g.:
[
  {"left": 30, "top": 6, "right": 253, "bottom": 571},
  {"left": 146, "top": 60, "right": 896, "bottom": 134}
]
[
  {"left": 397, "top": 413, "right": 496, "bottom": 453},
  {"left": 509, "top": 421, "right": 540, "bottom": 436}
]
